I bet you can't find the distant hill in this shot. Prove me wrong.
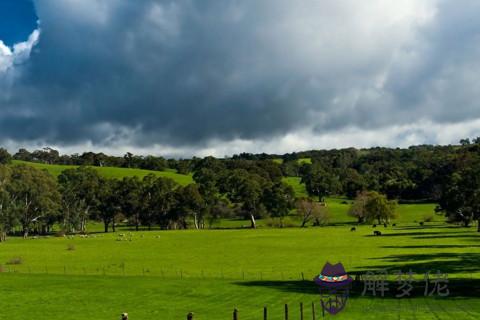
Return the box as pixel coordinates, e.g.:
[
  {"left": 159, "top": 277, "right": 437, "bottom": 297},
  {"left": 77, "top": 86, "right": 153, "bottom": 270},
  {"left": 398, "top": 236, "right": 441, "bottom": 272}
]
[{"left": 11, "top": 160, "right": 194, "bottom": 186}]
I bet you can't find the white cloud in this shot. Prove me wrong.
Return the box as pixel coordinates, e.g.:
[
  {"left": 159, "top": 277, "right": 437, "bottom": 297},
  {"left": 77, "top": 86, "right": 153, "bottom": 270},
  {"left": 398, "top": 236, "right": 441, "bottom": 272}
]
[{"left": 0, "top": 29, "right": 40, "bottom": 73}]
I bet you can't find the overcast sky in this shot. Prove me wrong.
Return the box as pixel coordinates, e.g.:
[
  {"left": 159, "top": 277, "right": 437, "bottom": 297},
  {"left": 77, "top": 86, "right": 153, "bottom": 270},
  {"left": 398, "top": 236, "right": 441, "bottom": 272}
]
[{"left": 1, "top": 0, "right": 480, "bottom": 157}]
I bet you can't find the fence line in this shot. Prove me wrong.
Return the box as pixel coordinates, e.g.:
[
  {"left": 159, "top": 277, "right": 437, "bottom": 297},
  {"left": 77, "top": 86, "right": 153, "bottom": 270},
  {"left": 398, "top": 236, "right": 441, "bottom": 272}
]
[
  {"left": 184, "top": 303, "right": 318, "bottom": 320},
  {"left": 0, "top": 265, "right": 322, "bottom": 281}
]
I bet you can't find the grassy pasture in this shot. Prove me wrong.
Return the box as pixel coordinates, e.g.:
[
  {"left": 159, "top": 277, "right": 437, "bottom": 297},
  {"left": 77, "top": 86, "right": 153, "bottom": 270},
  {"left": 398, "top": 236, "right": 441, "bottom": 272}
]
[
  {"left": 4, "top": 159, "right": 478, "bottom": 319},
  {"left": 0, "top": 225, "right": 479, "bottom": 319},
  {"left": 11, "top": 160, "right": 194, "bottom": 186}
]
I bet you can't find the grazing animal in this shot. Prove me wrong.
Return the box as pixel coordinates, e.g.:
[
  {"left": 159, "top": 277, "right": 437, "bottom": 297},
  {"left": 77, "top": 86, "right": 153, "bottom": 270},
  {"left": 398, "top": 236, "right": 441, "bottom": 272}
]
[
  {"left": 372, "top": 224, "right": 377, "bottom": 228},
  {"left": 392, "top": 223, "right": 397, "bottom": 227},
  {"left": 350, "top": 227, "right": 356, "bottom": 231},
  {"left": 419, "top": 222, "right": 424, "bottom": 226},
  {"left": 384, "top": 223, "right": 388, "bottom": 228},
  {"left": 373, "top": 230, "right": 382, "bottom": 236}
]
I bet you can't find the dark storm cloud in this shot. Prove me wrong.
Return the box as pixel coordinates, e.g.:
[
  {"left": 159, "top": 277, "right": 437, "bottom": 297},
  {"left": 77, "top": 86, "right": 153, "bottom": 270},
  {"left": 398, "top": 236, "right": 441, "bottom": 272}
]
[{"left": 1, "top": 0, "right": 480, "bottom": 153}]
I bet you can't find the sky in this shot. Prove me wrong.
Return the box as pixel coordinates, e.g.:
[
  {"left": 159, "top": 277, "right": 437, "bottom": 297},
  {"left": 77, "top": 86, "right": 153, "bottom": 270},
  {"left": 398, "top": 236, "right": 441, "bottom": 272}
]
[{"left": 1, "top": 0, "right": 480, "bottom": 157}]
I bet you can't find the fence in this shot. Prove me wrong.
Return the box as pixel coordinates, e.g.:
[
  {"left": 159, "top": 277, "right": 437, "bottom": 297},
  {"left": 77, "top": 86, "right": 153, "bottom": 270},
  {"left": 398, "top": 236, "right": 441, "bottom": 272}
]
[
  {"left": 185, "top": 303, "right": 318, "bottom": 320},
  {"left": 0, "top": 264, "right": 318, "bottom": 281}
]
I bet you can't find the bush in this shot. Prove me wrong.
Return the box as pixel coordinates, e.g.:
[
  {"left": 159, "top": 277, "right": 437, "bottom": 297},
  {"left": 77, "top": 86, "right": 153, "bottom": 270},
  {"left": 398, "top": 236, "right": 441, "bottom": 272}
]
[
  {"left": 55, "top": 230, "right": 66, "bottom": 237},
  {"left": 423, "top": 213, "right": 434, "bottom": 222},
  {"left": 6, "top": 257, "right": 23, "bottom": 265}
]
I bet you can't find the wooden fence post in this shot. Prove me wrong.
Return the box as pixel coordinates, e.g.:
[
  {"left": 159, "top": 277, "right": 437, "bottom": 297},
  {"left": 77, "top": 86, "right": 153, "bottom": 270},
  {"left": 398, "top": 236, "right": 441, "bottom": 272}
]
[
  {"left": 263, "top": 306, "right": 267, "bottom": 320},
  {"left": 300, "top": 302, "right": 304, "bottom": 320},
  {"left": 187, "top": 312, "right": 194, "bottom": 320},
  {"left": 311, "top": 302, "right": 315, "bottom": 320},
  {"left": 233, "top": 308, "right": 238, "bottom": 320},
  {"left": 284, "top": 304, "right": 289, "bottom": 320}
]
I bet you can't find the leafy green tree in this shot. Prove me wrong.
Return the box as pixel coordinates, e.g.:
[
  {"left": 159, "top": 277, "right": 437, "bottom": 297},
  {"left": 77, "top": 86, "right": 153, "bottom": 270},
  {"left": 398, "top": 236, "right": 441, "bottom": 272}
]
[
  {"left": 0, "top": 166, "right": 16, "bottom": 241},
  {"left": 96, "top": 178, "right": 120, "bottom": 233},
  {"left": 141, "top": 175, "right": 177, "bottom": 229},
  {"left": 7, "top": 165, "right": 60, "bottom": 237},
  {"left": 281, "top": 160, "right": 301, "bottom": 177},
  {"left": 363, "top": 191, "right": 397, "bottom": 224},
  {"left": 263, "top": 183, "right": 295, "bottom": 225},
  {"left": 437, "top": 157, "right": 480, "bottom": 230},
  {"left": 302, "top": 165, "right": 341, "bottom": 202},
  {"left": 342, "top": 168, "right": 366, "bottom": 199},
  {"left": 193, "top": 167, "right": 221, "bottom": 215},
  {"left": 58, "top": 167, "right": 102, "bottom": 233},
  {"left": 171, "top": 184, "right": 204, "bottom": 229},
  {"left": 32, "top": 147, "right": 60, "bottom": 164},
  {"left": 118, "top": 176, "right": 143, "bottom": 231},
  {"left": 0, "top": 148, "right": 12, "bottom": 165},
  {"left": 13, "top": 148, "right": 32, "bottom": 161},
  {"left": 142, "top": 156, "right": 167, "bottom": 171}
]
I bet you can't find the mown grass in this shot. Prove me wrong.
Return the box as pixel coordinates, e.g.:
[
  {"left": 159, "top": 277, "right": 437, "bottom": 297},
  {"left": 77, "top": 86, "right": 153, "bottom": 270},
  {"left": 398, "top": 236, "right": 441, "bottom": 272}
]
[
  {"left": 11, "top": 160, "right": 194, "bottom": 186},
  {"left": 0, "top": 226, "right": 479, "bottom": 319}
]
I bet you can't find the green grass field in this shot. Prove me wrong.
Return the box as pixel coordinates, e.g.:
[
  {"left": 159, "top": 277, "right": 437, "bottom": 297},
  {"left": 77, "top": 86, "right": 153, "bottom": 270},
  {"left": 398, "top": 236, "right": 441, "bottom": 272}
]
[
  {"left": 11, "top": 160, "right": 194, "bottom": 186},
  {"left": 4, "top": 160, "right": 478, "bottom": 319},
  {"left": 1, "top": 224, "right": 479, "bottom": 319}
]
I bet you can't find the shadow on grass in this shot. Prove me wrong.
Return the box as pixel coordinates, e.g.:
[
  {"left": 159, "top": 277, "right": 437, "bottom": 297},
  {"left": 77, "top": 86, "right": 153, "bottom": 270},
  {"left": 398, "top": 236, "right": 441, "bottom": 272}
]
[
  {"left": 363, "top": 231, "right": 468, "bottom": 237},
  {"left": 381, "top": 245, "right": 480, "bottom": 249},
  {"left": 411, "top": 234, "right": 480, "bottom": 240},
  {"left": 356, "top": 252, "right": 480, "bottom": 275},
  {"left": 391, "top": 225, "right": 465, "bottom": 230},
  {"left": 234, "top": 278, "right": 480, "bottom": 298}
]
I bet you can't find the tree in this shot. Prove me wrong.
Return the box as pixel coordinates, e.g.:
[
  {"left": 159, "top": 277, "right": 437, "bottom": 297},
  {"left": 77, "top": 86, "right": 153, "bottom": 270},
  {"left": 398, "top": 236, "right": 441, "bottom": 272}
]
[
  {"left": 171, "top": 184, "right": 204, "bottom": 229},
  {"left": 142, "top": 156, "right": 167, "bottom": 171},
  {"left": 193, "top": 168, "right": 221, "bottom": 218},
  {"left": 224, "top": 169, "right": 266, "bottom": 229},
  {"left": 0, "top": 148, "right": 12, "bottom": 164},
  {"left": 118, "top": 176, "right": 143, "bottom": 231},
  {"left": 342, "top": 168, "right": 366, "bottom": 199},
  {"left": 31, "top": 147, "right": 60, "bottom": 164},
  {"left": 96, "top": 178, "right": 120, "bottom": 233},
  {"left": 301, "top": 165, "right": 341, "bottom": 202},
  {"left": 0, "top": 165, "right": 16, "bottom": 241},
  {"left": 263, "top": 182, "right": 295, "bottom": 226},
  {"left": 7, "top": 165, "right": 60, "bottom": 238},
  {"left": 58, "top": 167, "right": 102, "bottom": 233},
  {"left": 13, "top": 148, "right": 32, "bottom": 161},
  {"left": 437, "top": 157, "right": 480, "bottom": 230},
  {"left": 141, "top": 175, "right": 177, "bottom": 229},
  {"left": 348, "top": 191, "right": 369, "bottom": 223},
  {"left": 296, "top": 198, "right": 330, "bottom": 227},
  {"left": 363, "top": 191, "right": 397, "bottom": 224}
]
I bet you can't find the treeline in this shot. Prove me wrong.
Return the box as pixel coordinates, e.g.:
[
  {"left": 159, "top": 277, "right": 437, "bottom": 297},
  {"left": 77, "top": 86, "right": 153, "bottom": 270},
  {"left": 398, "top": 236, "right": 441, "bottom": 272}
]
[
  {"left": 5, "top": 147, "right": 192, "bottom": 173},
  {"left": 1, "top": 138, "right": 480, "bottom": 234},
  {"left": 0, "top": 157, "right": 296, "bottom": 240}
]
